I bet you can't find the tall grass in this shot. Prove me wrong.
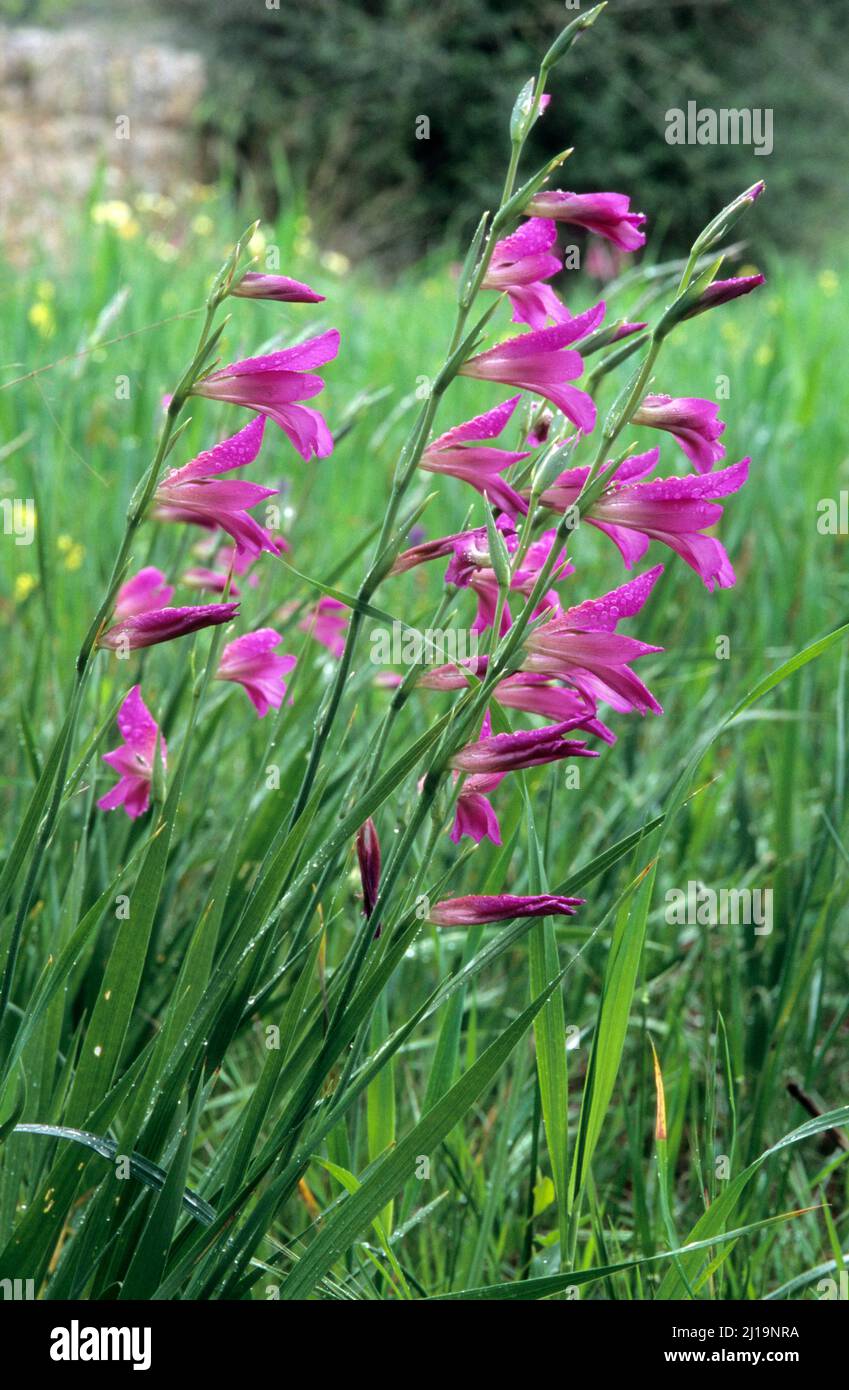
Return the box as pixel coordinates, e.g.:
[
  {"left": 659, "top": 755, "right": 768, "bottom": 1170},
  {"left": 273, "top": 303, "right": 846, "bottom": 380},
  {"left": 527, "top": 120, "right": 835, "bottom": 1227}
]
[{"left": 0, "top": 47, "right": 848, "bottom": 1300}]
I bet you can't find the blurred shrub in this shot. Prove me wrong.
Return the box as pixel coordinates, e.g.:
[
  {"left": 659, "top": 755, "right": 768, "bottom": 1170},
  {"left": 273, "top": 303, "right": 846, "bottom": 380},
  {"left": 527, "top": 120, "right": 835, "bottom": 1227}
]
[{"left": 15, "top": 0, "right": 849, "bottom": 264}]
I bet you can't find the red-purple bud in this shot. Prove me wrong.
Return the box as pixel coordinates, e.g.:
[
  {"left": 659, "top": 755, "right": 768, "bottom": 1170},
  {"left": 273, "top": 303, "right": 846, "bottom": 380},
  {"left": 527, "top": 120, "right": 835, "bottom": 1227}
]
[
  {"left": 681, "top": 273, "right": 765, "bottom": 320},
  {"left": 429, "top": 894, "right": 584, "bottom": 927},
  {"left": 356, "top": 818, "right": 382, "bottom": 931},
  {"left": 99, "top": 603, "right": 239, "bottom": 652},
  {"left": 232, "top": 272, "right": 325, "bottom": 304}
]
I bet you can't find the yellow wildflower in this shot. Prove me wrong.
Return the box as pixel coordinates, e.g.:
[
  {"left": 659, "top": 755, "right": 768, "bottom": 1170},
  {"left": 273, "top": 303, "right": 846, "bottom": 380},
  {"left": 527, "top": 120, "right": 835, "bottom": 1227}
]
[{"left": 14, "top": 573, "right": 37, "bottom": 602}]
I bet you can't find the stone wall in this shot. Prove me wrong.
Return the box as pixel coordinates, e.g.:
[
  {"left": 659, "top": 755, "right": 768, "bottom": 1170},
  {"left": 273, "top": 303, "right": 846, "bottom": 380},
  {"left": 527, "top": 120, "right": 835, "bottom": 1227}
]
[{"left": 0, "top": 23, "right": 207, "bottom": 260}]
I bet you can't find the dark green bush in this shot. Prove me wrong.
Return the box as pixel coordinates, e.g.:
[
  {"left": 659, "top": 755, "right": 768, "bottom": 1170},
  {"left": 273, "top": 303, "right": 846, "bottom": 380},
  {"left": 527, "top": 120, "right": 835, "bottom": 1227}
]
[{"left": 12, "top": 0, "right": 849, "bottom": 263}]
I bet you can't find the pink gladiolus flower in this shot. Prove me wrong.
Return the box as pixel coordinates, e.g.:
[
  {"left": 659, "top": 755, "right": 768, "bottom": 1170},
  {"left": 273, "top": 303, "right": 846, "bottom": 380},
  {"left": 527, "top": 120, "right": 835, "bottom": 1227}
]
[
  {"left": 216, "top": 628, "right": 296, "bottom": 716},
  {"left": 451, "top": 720, "right": 598, "bottom": 775},
  {"left": 482, "top": 218, "right": 570, "bottom": 329},
  {"left": 459, "top": 306, "right": 605, "bottom": 434},
  {"left": 429, "top": 894, "right": 584, "bottom": 927},
  {"left": 99, "top": 602, "right": 239, "bottom": 651},
  {"left": 590, "top": 459, "right": 749, "bottom": 592},
  {"left": 114, "top": 567, "right": 174, "bottom": 620},
  {"left": 98, "top": 685, "right": 166, "bottom": 820},
  {"left": 192, "top": 330, "right": 339, "bottom": 460},
  {"left": 542, "top": 451, "right": 749, "bottom": 591},
  {"left": 526, "top": 191, "right": 647, "bottom": 252},
  {"left": 451, "top": 773, "right": 504, "bottom": 846},
  {"left": 444, "top": 524, "right": 571, "bottom": 636},
  {"left": 417, "top": 663, "right": 615, "bottom": 745},
  {"left": 391, "top": 525, "right": 490, "bottom": 577},
  {"left": 632, "top": 395, "right": 726, "bottom": 473},
  {"left": 449, "top": 712, "right": 504, "bottom": 846},
  {"left": 585, "top": 241, "right": 625, "bottom": 283},
  {"left": 299, "top": 596, "right": 348, "bottom": 658},
  {"left": 421, "top": 396, "right": 531, "bottom": 519},
  {"left": 405, "top": 521, "right": 514, "bottom": 634},
  {"left": 232, "top": 272, "right": 325, "bottom": 303},
  {"left": 494, "top": 674, "right": 616, "bottom": 744},
  {"left": 682, "top": 274, "right": 765, "bottom": 320},
  {"left": 181, "top": 567, "right": 241, "bottom": 597},
  {"left": 154, "top": 416, "right": 278, "bottom": 562},
  {"left": 523, "top": 567, "right": 665, "bottom": 715}
]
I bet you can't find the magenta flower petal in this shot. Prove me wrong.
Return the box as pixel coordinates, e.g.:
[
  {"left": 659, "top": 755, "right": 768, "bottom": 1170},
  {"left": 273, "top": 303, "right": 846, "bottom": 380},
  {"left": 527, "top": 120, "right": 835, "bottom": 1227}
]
[
  {"left": 422, "top": 397, "right": 530, "bottom": 520},
  {"left": 114, "top": 567, "right": 174, "bottom": 620},
  {"left": 431, "top": 396, "right": 524, "bottom": 450},
  {"left": 450, "top": 788, "right": 503, "bottom": 846},
  {"left": 297, "top": 596, "right": 349, "bottom": 658},
  {"left": 632, "top": 394, "right": 726, "bottom": 474},
  {"left": 155, "top": 417, "right": 279, "bottom": 562},
  {"left": 541, "top": 449, "right": 747, "bottom": 590},
  {"left": 100, "top": 603, "right": 239, "bottom": 651},
  {"left": 524, "top": 568, "right": 665, "bottom": 715},
  {"left": 482, "top": 218, "right": 569, "bottom": 328},
  {"left": 97, "top": 685, "right": 166, "bottom": 820},
  {"left": 219, "top": 331, "right": 340, "bottom": 375},
  {"left": 164, "top": 416, "right": 266, "bottom": 486},
  {"left": 460, "top": 310, "right": 604, "bottom": 433},
  {"left": 683, "top": 274, "right": 765, "bottom": 319},
  {"left": 233, "top": 272, "right": 325, "bottom": 303},
  {"left": 591, "top": 459, "right": 750, "bottom": 590},
  {"left": 429, "top": 894, "right": 584, "bottom": 926},
  {"left": 494, "top": 676, "right": 617, "bottom": 744},
  {"left": 217, "top": 628, "right": 296, "bottom": 716},
  {"left": 192, "top": 331, "right": 339, "bottom": 459},
  {"left": 452, "top": 721, "right": 598, "bottom": 774},
  {"left": 527, "top": 191, "right": 647, "bottom": 252}
]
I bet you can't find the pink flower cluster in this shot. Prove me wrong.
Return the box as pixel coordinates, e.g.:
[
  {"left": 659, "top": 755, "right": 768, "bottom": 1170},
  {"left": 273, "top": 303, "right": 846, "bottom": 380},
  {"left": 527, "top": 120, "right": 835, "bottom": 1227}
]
[
  {"left": 382, "top": 171, "right": 764, "bottom": 924},
  {"left": 98, "top": 272, "right": 342, "bottom": 818}
]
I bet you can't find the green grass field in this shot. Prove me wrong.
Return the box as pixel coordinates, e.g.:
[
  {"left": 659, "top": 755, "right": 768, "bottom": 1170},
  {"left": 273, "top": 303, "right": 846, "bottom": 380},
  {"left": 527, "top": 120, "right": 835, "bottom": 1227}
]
[{"left": 1, "top": 166, "right": 848, "bottom": 1302}]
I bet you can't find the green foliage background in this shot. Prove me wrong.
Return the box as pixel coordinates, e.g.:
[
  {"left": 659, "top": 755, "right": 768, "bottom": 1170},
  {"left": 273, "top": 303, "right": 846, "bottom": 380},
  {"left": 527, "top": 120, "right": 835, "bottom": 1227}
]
[
  {"left": 161, "top": 0, "right": 847, "bottom": 262},
  {"left": 0, "top": 0, "right": 847, "bottom": 1302},
  {"left": 2, "top": 0, "right": 847, "bottom": 262}
]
